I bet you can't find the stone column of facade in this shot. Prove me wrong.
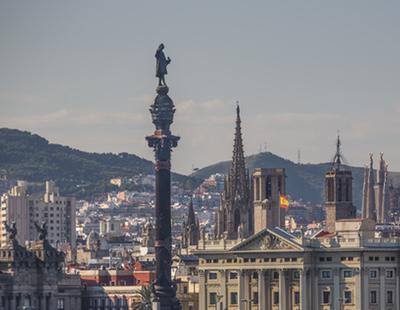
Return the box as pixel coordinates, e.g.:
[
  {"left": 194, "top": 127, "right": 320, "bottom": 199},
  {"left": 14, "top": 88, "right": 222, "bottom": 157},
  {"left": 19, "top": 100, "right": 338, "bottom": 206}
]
[
  {"left": 355, "top": 268, "right": 361, "bottom": 310},
  {"left": 199, "top": 270, "right": 207, "bottom": 310},
  {"left": 258, "top": 270, "right": 266, "bottom": 310},
  {"left": 220, "top": 270, "right": 227, "bottom": 310},
  {"left": 333, "top": 268, "right": 340, "bottom": 310},
  {"left": 245, "top": 271, "right": 251, "bottom": 308},
  {"left": 312, "top": 267, "right": 319, "bottom": 310},
  {"left": 299, "top": 269, "right": 307, "bottom": 310},
  {"left": 380, "top": 267, "right": 385, "bottom": 310},
  {"left": 396, "top": 267, "right": 400, "bottom": 309},
  {"left": 278, "top": 269, "right": 287, "bottom": 310},
  {"left": 362, "top": 267, "right": 369, "bottom": 310},
  {"left": 239, "top": 270, "right": 246, "bottom": 310}
]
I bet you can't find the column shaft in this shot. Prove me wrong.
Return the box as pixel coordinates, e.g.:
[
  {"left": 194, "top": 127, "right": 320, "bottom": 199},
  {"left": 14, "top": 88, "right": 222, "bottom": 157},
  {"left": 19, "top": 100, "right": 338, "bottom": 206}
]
[
  {"left": 333, "top": 268, "right": 340, "bottom": 310},
  {"left": 258, "top": 270, "right": 266, "bottom": 310},
  {"left": 300, "top": 269, "right": 307, "bottom": 310},
  {"left": 380, "top": 267, "right": 385, "bottom": 310},
  {"left": 239, "top": 270, "right": 246, "bottom": 310},
  {"left": 278, "top": 269, "right": 286, "bottom": 310},
  {"left": 199, "top": 270, "right": 207, "bottom": 310}
]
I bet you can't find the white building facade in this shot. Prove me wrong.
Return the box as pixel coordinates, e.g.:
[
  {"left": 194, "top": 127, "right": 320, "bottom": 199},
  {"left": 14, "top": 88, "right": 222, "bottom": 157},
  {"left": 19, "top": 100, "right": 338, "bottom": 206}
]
[{"left": 196, "top": 219, "right": 400, "bottom": 310}]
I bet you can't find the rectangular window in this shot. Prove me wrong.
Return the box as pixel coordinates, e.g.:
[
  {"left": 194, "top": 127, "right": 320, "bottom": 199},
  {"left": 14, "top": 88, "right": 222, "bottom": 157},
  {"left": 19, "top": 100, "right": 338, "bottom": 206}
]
[
  {"left": 293, "top": 271, "right": 300, "bottom": 280},
  {"left": 208, "top": 272, "right": 217, "bottom": 280},
  {"left": 209, "top": 293, "right": 217, "bottom": 305},
  {"left": 343, "top": 291, "right": 352, "bottom": 304},
  {"left": 294, "top": 292, "right": 300, "bottom": 304},
  {"left": 321, "top": 270, "right": 331, "bottom": 279},
  {"left": 57, "top": 298, "right": 65, "bottom": 310},
  {"left": 370, "top": 290, "right": 377, "bottom": 304},
  {"left": 230, "top": 292, "right": 238, "bottom": 305},
  {"left": 273, "top": 271, "right": 279, "bottom": 279},
  {"left": 273, "top": 292, "right": 279, "bottom": 305},
  {"left": 229, "top": 272, "right": 238, "bottom": 279},
  {"left": 387, "top": 291, "right": 393, "bottom": 304},
  {"left": 386, "top": 269, "right": 394, "bottom": 279},
  {"left": 322, "top": 291, "right": 330, "bottom": 304},
  {"left": 343, "top": 270, "right": 353, "bottom": 278},
  {"left": 369, "top": 269, "right": 378, "bottom": 279}
]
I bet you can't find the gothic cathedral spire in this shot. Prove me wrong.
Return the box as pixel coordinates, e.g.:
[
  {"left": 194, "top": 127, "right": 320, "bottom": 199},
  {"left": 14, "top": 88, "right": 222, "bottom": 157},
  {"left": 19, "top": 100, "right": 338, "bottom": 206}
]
[{"left": 215, "top": 104, "right": 252, "bottom": 239}]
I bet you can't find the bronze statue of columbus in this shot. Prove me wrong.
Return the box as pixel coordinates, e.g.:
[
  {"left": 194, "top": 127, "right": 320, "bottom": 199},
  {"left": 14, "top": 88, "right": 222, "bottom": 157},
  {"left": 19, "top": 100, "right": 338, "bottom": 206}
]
[{"left": 155, "top": 43, "right": 171, "bottom": 86}]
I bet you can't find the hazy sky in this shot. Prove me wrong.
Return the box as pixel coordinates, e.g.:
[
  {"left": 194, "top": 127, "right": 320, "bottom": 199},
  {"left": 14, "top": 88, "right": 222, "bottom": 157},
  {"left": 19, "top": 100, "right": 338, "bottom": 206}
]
[{"left": 0, "top": 1, "right": 399, "bottom": 174}]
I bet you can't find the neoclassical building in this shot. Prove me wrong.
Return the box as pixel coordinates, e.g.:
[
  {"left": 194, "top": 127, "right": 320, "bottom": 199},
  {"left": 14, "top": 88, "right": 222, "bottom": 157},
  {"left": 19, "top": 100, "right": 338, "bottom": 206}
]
[
  {"left": 196, "top": 219, "right": 400, "bottom": 310},
  {"left": 0, "top": 228, "right": 81, "bottom": 309}
]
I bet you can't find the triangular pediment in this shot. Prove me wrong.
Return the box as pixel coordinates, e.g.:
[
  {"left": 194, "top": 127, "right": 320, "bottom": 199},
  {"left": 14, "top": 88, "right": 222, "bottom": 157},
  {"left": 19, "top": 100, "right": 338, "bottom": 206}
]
[{"left": 230, "top": 228, "right": 303, "bottom": 252}]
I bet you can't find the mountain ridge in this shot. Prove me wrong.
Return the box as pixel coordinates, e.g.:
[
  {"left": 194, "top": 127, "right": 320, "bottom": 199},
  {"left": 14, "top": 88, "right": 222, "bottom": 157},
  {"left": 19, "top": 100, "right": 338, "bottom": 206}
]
[{"left": 0, "top": 128, "right": 194, "bottom": 199}]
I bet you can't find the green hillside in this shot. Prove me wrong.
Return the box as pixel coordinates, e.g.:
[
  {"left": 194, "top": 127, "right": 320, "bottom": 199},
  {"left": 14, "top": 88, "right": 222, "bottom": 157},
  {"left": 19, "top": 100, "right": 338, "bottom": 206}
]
[{"left": 0, "top": 128, "right": 194, "bottom": 199}]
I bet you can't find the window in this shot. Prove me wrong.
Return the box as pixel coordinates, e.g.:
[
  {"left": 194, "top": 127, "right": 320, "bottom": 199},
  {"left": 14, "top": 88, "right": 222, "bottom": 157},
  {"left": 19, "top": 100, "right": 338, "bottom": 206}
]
[
  {"left": 386, "top": 269, "right": 394, "bottom": 279},
  {"left": 369, "top": 269, "right": 378, "bottom": 279},
  {"left": 209, "top": 293, "right": 217, "bottom": 305},
  {"left": 273, "top": 271, "right": 279, "bottom": 279},
  {"left": 326, "top": 257, "right": 332, "bottom": 262},
  {"left": 343, "top": 291, "right": 352, "bottom": 304},
  {"left": 343, "top": 270, "right": 353, "bottom": 278},
  {"left": 293, "top": 271, "right": 300, "bottom": 280},
  {"left": 294, "top": 292, "right": 300, "bottom": 304},
  {"left": 273, "top": 292, "right": 279, "bottom": 305},
  {"left": 321, "top": 270, "right": 331, "bottom": 279},
  {"left": 387, "top": 290, "right": 393, "bottom": 304},
  {"left": 319, "top": 257, "right": 325, "bottom": 262},
  {"left": 370, "top": 290, "right": 377, "bottom": 304},
  {"left": 322, "top": 291, "right": 331, "bottom": 304},
  {"left": 229, "top": 272, "right": 238, "bottom": 279},
  {"left": 228, "top": 292, "right": 237, "bottom": 305},
  {"left": 57, "top": 298, "right": 64, "bottom": 310},
  {"left": 208, "top": 272, "right": 217, "bottom": 280}
]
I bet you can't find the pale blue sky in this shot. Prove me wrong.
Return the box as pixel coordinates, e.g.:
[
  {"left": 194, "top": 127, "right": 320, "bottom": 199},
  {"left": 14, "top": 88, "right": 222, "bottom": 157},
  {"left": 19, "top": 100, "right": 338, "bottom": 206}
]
[{"left": 0, "top": 1, "right": 399, "bottom": 174}]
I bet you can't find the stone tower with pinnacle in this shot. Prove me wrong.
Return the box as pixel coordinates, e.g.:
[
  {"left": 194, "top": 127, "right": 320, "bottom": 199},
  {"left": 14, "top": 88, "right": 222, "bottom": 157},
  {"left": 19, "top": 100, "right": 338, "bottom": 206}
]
[
  {"left": 325, "top": 135, "right": 356, "bottom": 232},
  {"left": 215, "top": 104, "right": 252, "bottom": 239}
]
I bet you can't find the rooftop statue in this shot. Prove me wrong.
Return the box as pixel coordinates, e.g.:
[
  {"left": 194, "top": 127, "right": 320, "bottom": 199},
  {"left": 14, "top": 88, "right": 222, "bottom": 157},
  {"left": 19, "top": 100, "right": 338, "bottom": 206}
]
[
  {"left": 35, "top": 221, "right": 48, "bottom": 241},
  {"left": 155, "top": 43, "right": 171, "bottom": 86},
  {"left": 5, "top": 221, "right": 17, "bottom": 240}
]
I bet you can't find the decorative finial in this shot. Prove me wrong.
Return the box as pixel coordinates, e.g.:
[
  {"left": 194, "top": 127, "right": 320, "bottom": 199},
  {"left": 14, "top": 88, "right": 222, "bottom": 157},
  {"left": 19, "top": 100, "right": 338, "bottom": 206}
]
[{"left": 155, "top": 43, "right": 171, "bottom": 87}]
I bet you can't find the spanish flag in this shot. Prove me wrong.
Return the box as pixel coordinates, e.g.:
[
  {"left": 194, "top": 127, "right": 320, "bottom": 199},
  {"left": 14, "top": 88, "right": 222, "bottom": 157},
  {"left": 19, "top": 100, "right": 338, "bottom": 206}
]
[{"left": 279, "top": 194, "right": 289, "bottom": 209}]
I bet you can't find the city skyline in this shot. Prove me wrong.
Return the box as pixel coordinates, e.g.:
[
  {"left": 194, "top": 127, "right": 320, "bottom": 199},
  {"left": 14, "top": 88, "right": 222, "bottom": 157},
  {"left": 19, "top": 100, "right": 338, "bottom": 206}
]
[{"left": 1, "top": 1, "right": 399, "bottom": 174}]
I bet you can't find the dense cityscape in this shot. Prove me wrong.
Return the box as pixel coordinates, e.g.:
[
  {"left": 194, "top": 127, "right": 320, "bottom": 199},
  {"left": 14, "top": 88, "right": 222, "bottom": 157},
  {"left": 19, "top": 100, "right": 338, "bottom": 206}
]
[{"left": 1, "top": 2, "right": 400, "bottom": 310}]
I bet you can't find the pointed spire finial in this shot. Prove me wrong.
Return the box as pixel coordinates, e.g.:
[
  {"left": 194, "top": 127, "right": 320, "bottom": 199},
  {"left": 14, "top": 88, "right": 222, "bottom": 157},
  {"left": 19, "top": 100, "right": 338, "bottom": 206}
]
[{"left": 332, "top": 133, "right": 342, "bottom": 169}]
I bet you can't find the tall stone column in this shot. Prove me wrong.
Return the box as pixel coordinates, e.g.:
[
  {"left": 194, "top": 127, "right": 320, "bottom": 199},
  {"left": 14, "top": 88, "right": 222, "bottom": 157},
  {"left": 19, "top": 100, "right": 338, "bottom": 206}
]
[
  {"left": 299, "top": 269, "right": 307, "bottom": 310},
  {"left": 355, "top": 268, "right": 361, "bottom": 310},
  {"left": 239, "top": 270, "right": 246, "bottom": 310},
  {"left": 199, "top": 270, "right": 207, "bottom": 310},
  {"left": 146, "top": 45, "right": 180, "bottom": 309},
  {"left": 220, "top": 270, "right": 228, "bottom": 310},
  {"left": 333, "top": 268, "right": 340, "bottom": 310},
  {"left": 380, "top": 267, "right": 385, "bottom": 310},
  {"left": 312, "top": 267, "right": 319, "bottom": 310},
  {"left": 362, "top": 267, "right": 369, "bottom": 310},
  {"left": 258, "top": 270, "right": 266, "bottom": 310},
  {"left": 396, "top": 267, "right": 400, "bottom": 309},
  {"left": 278, "top": 269, "right": 286, "bottom": 310},
  {"left": 265, "top": 270, "right": 271, "bottom": 310}
]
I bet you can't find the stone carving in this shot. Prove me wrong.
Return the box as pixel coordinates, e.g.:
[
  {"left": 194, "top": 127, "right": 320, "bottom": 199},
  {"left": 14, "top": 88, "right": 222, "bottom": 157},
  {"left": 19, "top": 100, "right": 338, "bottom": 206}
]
[
  {"left": 155, "top": 43, "right": 171, "bottom": 86},
  {"left": 260, "top": 234, "right": 290, "bottom": 250}
]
